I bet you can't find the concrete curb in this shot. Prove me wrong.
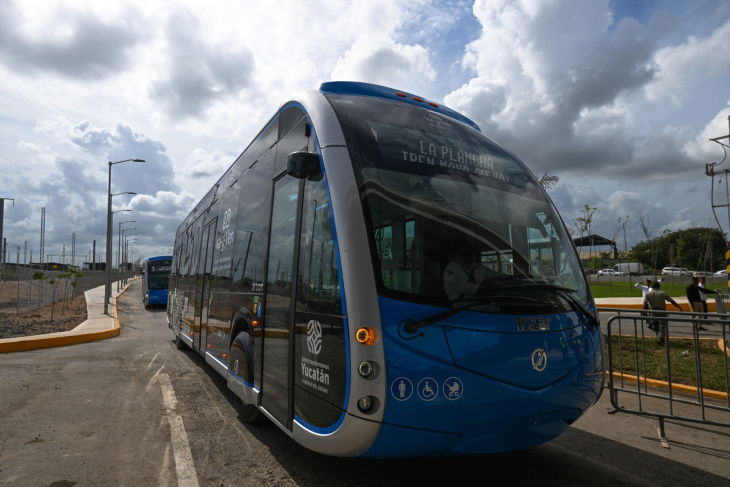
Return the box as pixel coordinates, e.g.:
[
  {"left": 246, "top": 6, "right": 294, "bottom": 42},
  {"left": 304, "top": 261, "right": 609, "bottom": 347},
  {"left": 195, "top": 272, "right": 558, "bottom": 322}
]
[
  {"left": 596, "top": 297, "right": 717, "bottom": 312},
  {"left": 606, "top": 371, "right": 728, "bottom": 401},
  {"left": 0, "top": 282, "right": 132, "bottom": 354}
]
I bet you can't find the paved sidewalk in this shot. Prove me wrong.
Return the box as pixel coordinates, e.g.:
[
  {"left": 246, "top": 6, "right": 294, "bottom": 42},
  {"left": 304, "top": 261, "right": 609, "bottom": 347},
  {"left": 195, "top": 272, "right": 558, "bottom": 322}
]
[{"left": 0, "top": 281, "right": 132, "bottom": 353}]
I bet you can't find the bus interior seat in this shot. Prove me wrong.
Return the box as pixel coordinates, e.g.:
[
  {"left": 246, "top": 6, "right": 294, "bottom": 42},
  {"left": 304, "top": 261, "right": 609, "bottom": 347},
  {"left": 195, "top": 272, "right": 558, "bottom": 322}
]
[{"left": 421, "top": 238, "right": 455, "bottom": 299}]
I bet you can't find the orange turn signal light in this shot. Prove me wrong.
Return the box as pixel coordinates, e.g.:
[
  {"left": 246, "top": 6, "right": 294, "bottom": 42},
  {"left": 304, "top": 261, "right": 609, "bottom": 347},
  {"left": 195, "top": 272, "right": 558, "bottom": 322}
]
[{"left": 356, "top": 327, "right": 379, "bottom": 346}]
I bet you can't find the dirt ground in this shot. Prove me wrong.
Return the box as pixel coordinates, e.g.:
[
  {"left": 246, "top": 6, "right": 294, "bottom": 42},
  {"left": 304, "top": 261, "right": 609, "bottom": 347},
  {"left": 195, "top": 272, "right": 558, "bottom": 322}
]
[{"left": 0, "top": 292, "right": 87, "bottom": 339}]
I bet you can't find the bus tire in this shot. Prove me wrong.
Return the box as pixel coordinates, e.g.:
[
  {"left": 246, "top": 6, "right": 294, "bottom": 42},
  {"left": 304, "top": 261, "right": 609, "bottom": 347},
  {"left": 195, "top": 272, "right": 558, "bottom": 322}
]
[
  {"left": 175, "top": 329, "right": 187, "bottom": 350},
  {"left": 229, "top": 331, "right": 261, "bottom": 423}
]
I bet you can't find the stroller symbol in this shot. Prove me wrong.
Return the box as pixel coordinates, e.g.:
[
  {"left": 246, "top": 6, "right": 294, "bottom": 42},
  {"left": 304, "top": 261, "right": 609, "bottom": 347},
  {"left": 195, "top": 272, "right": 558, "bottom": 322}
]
[{"left": 444, "top": 378, "right": 464, "bottom": 400}]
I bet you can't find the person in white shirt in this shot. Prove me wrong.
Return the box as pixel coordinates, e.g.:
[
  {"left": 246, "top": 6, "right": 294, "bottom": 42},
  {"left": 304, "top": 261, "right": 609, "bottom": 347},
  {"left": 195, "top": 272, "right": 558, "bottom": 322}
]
[
  {"left": 635, "top": 277, "right": 663, "bottom": 330},
  {"left": 635, "top": 277, "right": 664, "bottom": 296},
  {"left": 698, "top": 276, "right": 709, "bottom": 314},
  {"left": 443, "top": 241, "right": 499, "bottom": 300}
]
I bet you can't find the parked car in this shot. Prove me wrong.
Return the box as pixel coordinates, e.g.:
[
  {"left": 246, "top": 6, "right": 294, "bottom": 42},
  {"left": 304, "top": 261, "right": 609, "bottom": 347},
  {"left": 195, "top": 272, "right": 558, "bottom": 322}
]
[
  {"left": 662, "top": 266, "right": 689, "bottom": 276},
  {"left": 693, "top": 271, "right": 714, "bottom": 277},
  {"left": 715, "top": 269, "right": 728, "bottom": 276},
  {"left": 597, "top": 268, "right": 623, "bottom": 276}
]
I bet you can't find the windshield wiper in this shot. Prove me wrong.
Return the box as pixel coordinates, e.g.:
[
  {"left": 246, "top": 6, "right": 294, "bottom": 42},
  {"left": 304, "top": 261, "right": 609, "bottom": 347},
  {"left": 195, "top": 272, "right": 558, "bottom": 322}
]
[
  {"left": 402, "top": 283, "right": 599, "bottom": 334},
  {"left": 402, "top": 296, "right": 502, "bottom": 334},
  {"left": 555, "top": 289, "right": 601, "bottom": 327}
]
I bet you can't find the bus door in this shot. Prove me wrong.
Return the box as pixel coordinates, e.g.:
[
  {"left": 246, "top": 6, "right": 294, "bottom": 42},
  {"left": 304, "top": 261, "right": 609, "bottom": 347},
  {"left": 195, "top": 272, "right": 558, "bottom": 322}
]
[
  {"left": 261, "top": 174, "right": 302, "bottom": 429},
  {"left": 195, "top": 220, "right": 217, "bottom": 351}
]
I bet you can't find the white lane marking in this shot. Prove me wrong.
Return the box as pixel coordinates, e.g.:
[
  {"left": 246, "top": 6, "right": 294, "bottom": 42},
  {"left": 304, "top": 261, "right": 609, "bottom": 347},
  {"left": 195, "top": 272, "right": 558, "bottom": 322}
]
[{"left": 159, "top": 372, "right": 199, "bottom": 487}]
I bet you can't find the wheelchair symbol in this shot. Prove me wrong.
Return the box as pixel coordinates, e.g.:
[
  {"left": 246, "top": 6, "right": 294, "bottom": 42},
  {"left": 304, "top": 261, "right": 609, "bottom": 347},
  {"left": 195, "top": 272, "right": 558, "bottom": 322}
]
[
  {"left": 443, "top": 377, "right": 463, "bottom": 400},
  {"left": 417, "top": 378, "right": 438, "bottom": 401}
]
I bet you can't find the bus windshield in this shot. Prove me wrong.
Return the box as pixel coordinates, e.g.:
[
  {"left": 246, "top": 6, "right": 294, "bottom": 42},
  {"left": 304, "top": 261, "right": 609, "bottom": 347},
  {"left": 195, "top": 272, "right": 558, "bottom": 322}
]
[
  {"left": 327, "top": 94, "right": 588, "bottom": 309},
  {"left": 147, "top": 260, "right": 171, "bottom": 291}
]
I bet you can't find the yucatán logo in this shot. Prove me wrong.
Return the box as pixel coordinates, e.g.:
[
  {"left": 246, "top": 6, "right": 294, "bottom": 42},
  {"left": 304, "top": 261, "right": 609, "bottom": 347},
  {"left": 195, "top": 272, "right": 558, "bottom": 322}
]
[{"left": 307, "top": 320, "right": 322, "bottom": 355}]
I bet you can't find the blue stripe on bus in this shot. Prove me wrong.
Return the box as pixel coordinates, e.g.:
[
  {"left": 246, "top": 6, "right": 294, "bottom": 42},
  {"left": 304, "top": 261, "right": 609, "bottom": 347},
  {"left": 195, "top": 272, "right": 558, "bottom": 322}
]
[
  {"left": 309, "top": 119, "right": 351, "bottom": 411},
  {"left": 228, "top": 369, "right": 256, "bottom": 389}
]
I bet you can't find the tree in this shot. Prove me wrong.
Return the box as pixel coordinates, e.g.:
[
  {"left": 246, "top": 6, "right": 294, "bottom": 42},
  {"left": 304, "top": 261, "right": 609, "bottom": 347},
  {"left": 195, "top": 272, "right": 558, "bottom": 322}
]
[
  {"left": 635, "top": 210, "right": 659, "bottom": 275},
  {"left": 33, "top": 271, "right": 59, "bottom": 324},
  {"left": 631, "top": 227, "right": 726, "bottom": 272},
  {"left": 574, "top": 205, "right": 598, "bottom": 269},
  {"left": 536, "top": 172, "right": 559, "bottom": 190}
]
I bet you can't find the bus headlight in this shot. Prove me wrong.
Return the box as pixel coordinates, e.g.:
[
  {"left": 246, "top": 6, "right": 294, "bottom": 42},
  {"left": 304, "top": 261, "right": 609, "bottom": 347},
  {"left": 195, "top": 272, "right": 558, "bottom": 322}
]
[
  {"left": 358, "top": 361, "right": 374, "bottom": 378},
  {"left": 358, "top": 396, "right": 373, "bottom": 412}
]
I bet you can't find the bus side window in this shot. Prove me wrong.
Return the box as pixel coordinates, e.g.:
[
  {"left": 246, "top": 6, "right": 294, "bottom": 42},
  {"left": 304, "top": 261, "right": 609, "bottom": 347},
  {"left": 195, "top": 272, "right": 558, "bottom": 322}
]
[
  {"left": 296, "top": 178, "right": 341, "bottom": 314},
  {"left": 275, "top": 114, "right": 310, "bottom": 171},
  {"left": 232, "top": 153, "right": 273, "bottom": 291},
  {"left": 213, "top": 179, "right": 242, "bottom": 285}
]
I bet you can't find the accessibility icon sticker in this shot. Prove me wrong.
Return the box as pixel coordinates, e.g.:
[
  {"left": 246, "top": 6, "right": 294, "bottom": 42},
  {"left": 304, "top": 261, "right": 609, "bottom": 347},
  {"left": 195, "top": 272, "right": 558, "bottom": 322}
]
[
  {"left": 417, "top": 377, "right": 439, "bottom": 401},
  {"left": 443, "top": 377, "right": 463, "bottom": 400},
  {"left": 391, "top": 377, "right": 413, "bottom": 401}
]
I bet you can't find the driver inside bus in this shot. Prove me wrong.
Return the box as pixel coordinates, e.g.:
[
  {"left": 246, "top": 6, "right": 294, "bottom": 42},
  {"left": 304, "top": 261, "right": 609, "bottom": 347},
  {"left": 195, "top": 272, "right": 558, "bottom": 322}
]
[{"left": 443, "top": 241, "right": 500, "bottom": 300}]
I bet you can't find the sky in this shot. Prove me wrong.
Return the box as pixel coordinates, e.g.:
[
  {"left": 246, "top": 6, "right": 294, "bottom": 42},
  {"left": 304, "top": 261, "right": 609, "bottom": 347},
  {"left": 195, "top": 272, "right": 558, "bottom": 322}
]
[{"left": 1, "top": 0, "right": 729, "bottom": 268}]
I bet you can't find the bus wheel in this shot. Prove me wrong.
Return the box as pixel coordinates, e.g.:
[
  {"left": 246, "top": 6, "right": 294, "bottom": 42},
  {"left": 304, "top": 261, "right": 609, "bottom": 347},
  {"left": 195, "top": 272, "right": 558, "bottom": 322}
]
[
  {"left": 175, "top": 329, "right": 187, "bottom": 350},
  {"left": 229, "top": 331, "right": 261, "bottom": 423}
]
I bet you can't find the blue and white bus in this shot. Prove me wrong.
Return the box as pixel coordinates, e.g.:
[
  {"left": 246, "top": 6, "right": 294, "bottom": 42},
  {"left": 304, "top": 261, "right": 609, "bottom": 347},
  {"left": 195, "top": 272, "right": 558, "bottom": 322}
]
[
  {"left": 167, "top": 81, "right": 603, "bottom": 458},
  {"left": 142, "top": 256, "right": 172, "bottom": 307}
]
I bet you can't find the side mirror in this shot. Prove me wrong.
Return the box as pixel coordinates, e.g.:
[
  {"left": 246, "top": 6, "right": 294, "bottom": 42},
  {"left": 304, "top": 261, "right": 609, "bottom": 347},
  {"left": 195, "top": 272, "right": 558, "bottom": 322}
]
[{"left": 286, "top": 152, "right": 322, "bottom": 180}]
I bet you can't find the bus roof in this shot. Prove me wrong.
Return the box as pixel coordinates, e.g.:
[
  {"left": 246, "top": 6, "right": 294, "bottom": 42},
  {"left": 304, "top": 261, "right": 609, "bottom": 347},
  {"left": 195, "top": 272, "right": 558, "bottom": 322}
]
[{"left": 319, "top": 81, "right": 480, "bottom": 132}]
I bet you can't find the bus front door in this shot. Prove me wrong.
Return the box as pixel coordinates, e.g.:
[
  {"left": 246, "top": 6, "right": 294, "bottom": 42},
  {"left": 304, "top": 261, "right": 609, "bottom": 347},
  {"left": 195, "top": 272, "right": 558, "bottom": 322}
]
[{"left": 261, "top": 175, "right": 301, "bottom": 429}]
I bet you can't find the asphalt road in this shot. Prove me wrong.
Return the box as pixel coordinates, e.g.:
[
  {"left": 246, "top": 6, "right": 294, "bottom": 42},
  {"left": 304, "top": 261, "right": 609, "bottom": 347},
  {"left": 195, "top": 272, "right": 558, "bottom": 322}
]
[{"left": 1, "top": 279, "right": 728, "bottom": 486}]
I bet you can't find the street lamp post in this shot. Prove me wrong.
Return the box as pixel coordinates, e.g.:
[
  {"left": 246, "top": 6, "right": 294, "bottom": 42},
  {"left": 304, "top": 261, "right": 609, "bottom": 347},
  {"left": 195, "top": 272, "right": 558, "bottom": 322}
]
[
  {"left": 118, "top": 224, "right": 136, "bottom": 291},
  {"left": 122, "top": 233, "right": 137, "bottom": 286},
  {"left": 105, "top": 159, "right": 144, "bottom": 315},
  {"left": 125, "top": 238, "right": 137, "bottom": 286}
]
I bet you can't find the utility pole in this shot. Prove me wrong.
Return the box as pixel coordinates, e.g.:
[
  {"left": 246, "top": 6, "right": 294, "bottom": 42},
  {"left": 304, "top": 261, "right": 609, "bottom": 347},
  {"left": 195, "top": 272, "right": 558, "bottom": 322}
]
[
  {"left": 0, "top": 198, "right": 15, "bottom": 266},
  {"left": 706, "top": 115, "right": 730, "bottom": 284},
  {"left": 40, "top": 207, "right": 45, "bottom": 270}
]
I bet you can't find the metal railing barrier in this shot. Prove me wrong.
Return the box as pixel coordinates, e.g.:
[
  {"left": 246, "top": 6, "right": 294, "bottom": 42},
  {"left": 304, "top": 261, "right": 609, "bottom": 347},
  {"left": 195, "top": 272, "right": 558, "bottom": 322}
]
[{"left": 599, "top": 304, "right": 730, "bottom": 445}]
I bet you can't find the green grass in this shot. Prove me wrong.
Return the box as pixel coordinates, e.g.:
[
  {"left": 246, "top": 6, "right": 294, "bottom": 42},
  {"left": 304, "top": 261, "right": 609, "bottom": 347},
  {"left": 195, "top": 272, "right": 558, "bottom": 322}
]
[{"left": 607, "top": 335, "right": 729, "bottom": 393}]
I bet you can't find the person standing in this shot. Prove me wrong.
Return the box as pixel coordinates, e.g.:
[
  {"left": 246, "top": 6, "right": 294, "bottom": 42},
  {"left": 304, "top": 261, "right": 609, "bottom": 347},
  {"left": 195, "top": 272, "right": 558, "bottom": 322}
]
[
  {"left": 635, "top": 277, "right": 663, "bottom": 330},
  {"left": 643, "top": 281, "right": 682, "bottom": 346},
  {"left": 686, "top": 276, "right": 715, "bottom": 332},
  {"left": 698, "top": 276, "right": 710, "bottom": 314}
]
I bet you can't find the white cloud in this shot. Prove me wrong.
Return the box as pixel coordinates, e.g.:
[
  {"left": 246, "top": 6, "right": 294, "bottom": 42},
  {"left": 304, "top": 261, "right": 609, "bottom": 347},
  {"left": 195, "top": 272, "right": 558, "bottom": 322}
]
[
  {"left": 331, "top": 38, "right": 437, "bottom": 92},
  {"left": 0, "top": 0, "right": 728, "bottom": 261},
  {"left": 645, "top": 20, "right": 730, "bottom": 104}
]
